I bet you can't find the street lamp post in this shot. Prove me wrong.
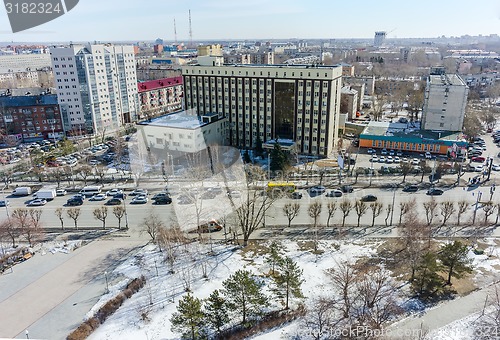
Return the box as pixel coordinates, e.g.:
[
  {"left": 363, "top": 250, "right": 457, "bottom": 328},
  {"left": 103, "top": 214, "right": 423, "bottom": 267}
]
[
  {"left": 123, "top": 200, "right": 129, "bottom": 230},
  {"left": 104, "top": 271, "right": 109, "bottom": 294},
  {"left": 472, "top": 191, "right": 483, "bottom": 225},
  {"left": 390, "top": 184, "right": 397, "bottom": 226},
  {"left": 490, "top": 184, "right": 496, "bottom": 201},
  {"left": 25, "top": 330, "right": 29, "bottom": 339}
]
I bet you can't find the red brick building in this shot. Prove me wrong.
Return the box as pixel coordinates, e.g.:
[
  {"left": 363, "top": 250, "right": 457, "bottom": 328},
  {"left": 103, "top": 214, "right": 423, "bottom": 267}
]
[{"left": 137, "top": 76, "right": 183, "bottom": 120}]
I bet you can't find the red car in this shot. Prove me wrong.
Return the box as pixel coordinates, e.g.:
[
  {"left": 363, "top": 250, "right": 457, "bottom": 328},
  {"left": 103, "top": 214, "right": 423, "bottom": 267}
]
[{"left": 471, "top": 156, "right": 486, "bottom": 163}]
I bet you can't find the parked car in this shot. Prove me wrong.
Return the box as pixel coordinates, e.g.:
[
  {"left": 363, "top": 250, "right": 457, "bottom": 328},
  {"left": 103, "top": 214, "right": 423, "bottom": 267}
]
[
  {"left": 378, "top": 156, "right": 386, "bottom": 163},
  {"left": 367, "top": 148, "right": 376, "bottom": 154},
  {"left": 106, "top": 189, "right": 123, "bottom": 196},
  {"left": 106, "top": 198, "right": 123, "bottom": 205},
  {"left": 411, "top": 158, "right": 420, "bottom": 166},
  {"left": 155, "top": 196, "right": 172, "bottom": 205},
  {"left": 291, "top": 191, "right": 303, "bottom": 199},
  {"left": 492, "top": 164, "right": 500, "bottom": 171},
  {"left": 402, "top": 185, "right": 419, "bottom": 192},
  {"left": 471, "top": 156, "right": 486, "bottom": 163},
  {"left": 371, "top": 155, "right": 379, "bottom": 162},
  {"left": 326, "top": 189, "right": 343, "bottom": 197},
  {"left": 0, "top": 200, "right": 9, "bottom": 207},
  {"left": 310, "top": 186, "right": 326, "bottom": 195},
  {"left": 381, "top": 149, "right": 388, "bottom": 155},
  {"left": 153, "top": 192, "right": 170, "bottom": 200},
  {"left": 425, "top": 152, "right": 432, "bottom": 159},
  {"left": 198, "top": 220, "right": 222, "bottom": 233},
  {"left": 89, "top": 193, "right": 107, "bottom": 201},
  {"left": 56, "top": 189, "right": 67, "bottom": 196},
  {"left": 129, "top": 189, "right": 148, "bottom": 196},
  {"left": 131, "top": 195, "right": 148, "bottom": 204},
  {"left": 360, "top": 195, "right": 378, "bottom": 202},
  {"left": 426, "top": 188, "right": 444, "bottom": 196},
  {"left": 340, "top": 185, "right": 354, "bottom": 193},
  {"left": 66, "top": 197, "right": 83, "bottom": 206},
  {"left": 113, "top": 193, "right": 127, "bottom": 200},
  {"left": 28, "top": 199, "right": 47, "bottom": 206}
]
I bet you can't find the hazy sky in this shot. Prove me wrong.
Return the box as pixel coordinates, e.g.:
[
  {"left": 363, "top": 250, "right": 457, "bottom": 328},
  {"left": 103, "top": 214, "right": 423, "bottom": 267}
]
[{"left": 0, "top": 0, "right": 499, "bottom": 43}]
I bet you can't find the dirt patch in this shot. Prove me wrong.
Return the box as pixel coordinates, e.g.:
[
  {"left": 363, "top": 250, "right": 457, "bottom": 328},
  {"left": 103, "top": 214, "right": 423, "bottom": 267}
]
[
  {"left": 296, "top": 240, "right": 324, "bottom": 255},
  {"left": 239, "top": 240, "right": 271, "bottom": 258}
]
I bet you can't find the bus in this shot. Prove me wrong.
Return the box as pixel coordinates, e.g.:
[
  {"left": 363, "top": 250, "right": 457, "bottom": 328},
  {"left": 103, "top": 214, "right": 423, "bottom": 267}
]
[{"left": 267, "top": 181, "right": 296, "bottom": 198}]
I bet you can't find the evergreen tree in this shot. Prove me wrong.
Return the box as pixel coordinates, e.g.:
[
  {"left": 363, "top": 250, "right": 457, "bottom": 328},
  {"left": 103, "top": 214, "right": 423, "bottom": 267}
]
[
  {"left": 438, "top": 241, "right": 473, "bottom": 285},
  {"left": 222, "top": 269, "right": 268, "bottom": 324},
  {"left": 272, "top": 256, "right": 304, "bottom": 310},
  {"left": 243, "top": 149, "right": 252, "bottom": 163},
  {"left": 170, "top": 293, "right": 205, "bottom": 340},
  {"left": 203, "top": 289, "right": 229, "bottom": 335},
  {"left": 266, "top": 241, "right": 285, "bottom": 276},
  {"left": 270, "top": 143, "right": 289, "bottom": 172},
  {"left": 412, "top": 252, "right": 444, "bottom": 298},
  {"left": 254, "top": 137, "right": 264, "bottom": 156}
]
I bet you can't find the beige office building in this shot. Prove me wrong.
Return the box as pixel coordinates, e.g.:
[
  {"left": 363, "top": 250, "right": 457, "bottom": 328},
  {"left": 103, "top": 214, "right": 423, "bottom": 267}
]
[{"left": 182, "top": 63, "right": 343, "bottom": 156}]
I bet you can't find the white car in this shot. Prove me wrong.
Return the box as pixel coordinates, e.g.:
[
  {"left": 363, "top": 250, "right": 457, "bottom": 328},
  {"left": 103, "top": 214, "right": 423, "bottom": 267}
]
[
  {"left": 28, "top": 199, "right": 47, "bottom": 206},
  {"left": 90, "top": 193, "right": 107, "bottom": 201},
  {"left": 56, "top": 189, "right": 67, "bottom": 196},
  {"left": 386, "top": 156, "right": 394, "bottom": 163},
  {"left": 474, "top": 165, "right": 484, "bottom": 172},
  {"left": 394, "top": 156, "right": 401, "bottom": 163},
  {"left": 371, "top": 155, "right": 379, "bottom": 162},
  {"left": 106, "top": 189, "right": 123, "bottom": 196},
  {"left": 492, "top": 164, "right": 500, "bottom": 171},
  {"left": 425, "top": 152, "right": 432, "bottom": 159},
  {"left": 411, "top": 158, "right": 420, "bottom": 166},
  {"left": 378, "top": 156, "right": 386, "bottom": 163}
]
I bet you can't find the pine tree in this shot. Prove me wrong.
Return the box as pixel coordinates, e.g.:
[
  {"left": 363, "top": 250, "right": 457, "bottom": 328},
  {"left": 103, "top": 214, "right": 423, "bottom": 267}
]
[
  {"left": 266, "top": 241, "right": 285, "bottom": 276},
  {"left": 254, "top": 136, "right": 264, "bottom": 156},
  {"left": 222, "top": 269, "right": 268, "bottom": 324},
  {"left": 270, "top": 143, "right": 289, "bottom": 172},
  {"left": 243, "top": 149, "right": 252, "bottom": 163},
  {"left": 272, "top": 256, "right": 304, "bottom": 310},
  {"left": 203, "top": 289, "right": 229, "bottom": 335},
  {"left": 412, "top": 252, "right": 444, "bottom": 298},
  {"left": 170, "top": 293, "right": 205, "bottom": 340},
  {"left": 438, "top": 241, "right": 473, "bottom": 285}
]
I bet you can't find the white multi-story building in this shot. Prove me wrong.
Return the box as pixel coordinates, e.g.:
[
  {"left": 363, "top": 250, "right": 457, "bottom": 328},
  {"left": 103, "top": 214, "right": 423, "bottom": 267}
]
[
  {"left": 421, "top": 74, "right": 468, "bottom": 132},
  {"left": 182, "top": 62, "right": 343, "bottom": 156},
  {"left": 50, "top": 44, "right": 138, "bottom": 135},
  {"left": 0, "top": 54, "right": 51, "bottom": 73}
]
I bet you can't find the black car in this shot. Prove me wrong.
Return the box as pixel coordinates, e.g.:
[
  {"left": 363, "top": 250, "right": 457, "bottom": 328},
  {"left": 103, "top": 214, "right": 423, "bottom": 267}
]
[
  {"left": 155, "top": 196, "right": 172, "bottom": 205},
  {"left": 113, "top": 193, "right": 127, "bottom": 200},
  {"left": 291, "top": 191, "right": 303, "bottom": 199},
  {"left": 66, "top": 197, "right": 83, "bottom": 206},
  {"left": 340, "top": 185, "right": 354, "bottom": 193},
  {"left": 403, "top": 185, "right": 419, "bottom": 192},
  {"left": 106, "top": 198, "right": 123, "bottom": 205},
  {"left": 360, "top": 194, "right": 377, "bottom": 202},
  {"left": 426, "top": 188, "right": 444, "bottom": 196},
  {"left": 152, "top": 192, "right": 170, "bottom": 200}
]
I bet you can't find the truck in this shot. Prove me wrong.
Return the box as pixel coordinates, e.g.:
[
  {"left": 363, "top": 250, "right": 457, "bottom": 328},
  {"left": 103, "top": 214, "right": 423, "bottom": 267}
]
[
  {"left": 12, "top": 187, "right": 32, "bottom": 196},
  {"left": 34, "top": 187, "right": 57, "bottom": 201}
]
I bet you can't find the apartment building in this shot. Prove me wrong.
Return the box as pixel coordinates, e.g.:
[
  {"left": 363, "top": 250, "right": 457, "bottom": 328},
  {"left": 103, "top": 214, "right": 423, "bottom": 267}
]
[
  {"left": 50, "top": 44, "right": 138, "bottom": 135},
  {"left": 421, "top": 74, "right": 468, "bottom": 132},
  {"left": 0, "top": 92, "right": 64, "bottom": 142},
  {"left": 182, "top": 63, "right": 343, "bottom": 156},
  {"left": 137, "top": 76, "right": 183, "bottom": 120},
  {"left": 0, "top": 54, "right": 51, "bottom": 73}
]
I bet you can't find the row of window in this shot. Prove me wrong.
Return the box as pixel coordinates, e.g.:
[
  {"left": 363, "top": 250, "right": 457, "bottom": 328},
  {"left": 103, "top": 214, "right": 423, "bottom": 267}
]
[
  {"left": 371, "top": 140, "right": 440, "bottom": 152},
  {"left": 185, "top": 68, "right": 334, "bottom": 79}
]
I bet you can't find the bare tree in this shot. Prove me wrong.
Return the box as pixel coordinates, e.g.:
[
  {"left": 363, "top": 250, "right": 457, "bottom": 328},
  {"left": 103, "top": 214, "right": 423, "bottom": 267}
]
[
  {"left": 399, "top": 200, "right": 412, "bottom": 226},
  {"left": 495, "top": 203, "right": 500, "bottom": 225},
  {"left": 423, "top": 198, "right": 438, "bottom": 226},
  {"left": 354, "top": 200, "right": 368, "bottom": 228},
  {"left": 400, "top": 162, "right": 413, "bottom": 183},
  {"left": 78, "top": 165, "right": 93, "bottom": 185},
  {"left": 141, "top": 211, "right": 165, "bottom": 242},
  {"left": 112, "top": 206, "right": 126, "bottom": 230},
  {"left": 326, "top": 202, "right": 337, "bottom": 228},
  {"left": 303, "top": 297, "right": 341, "bottom": 340},
  {"left": 93, "top": 206, "right": 108, "bottom": 229},
  {"left": 440, "top": 201, "right": 456, "bottom": 228},
  {"left": 457, "top": 200, "right": 470, "bottom": 226},
  {"left": 339, "top": 199, "right": 352, "bottom": 228},
  {"left": 11, "top": 208, "right": 30, "bottom": 235},
  {"left": 327, "top": 261, "right": 358, "bottom": 319},
  {"left": 0, "top": 219, "right": 19, "bottom": 247},
  {"left": 157, "top": 223, "right": 186, "bottom": 273},
  {"left": 483, "top": 202, "right": 495, "bottom": 225},
  {"left": 401, "top": 210, "right": 429, "bottom": 281},
  {"left": 385, "top": 204, "right": 393, "bottom": 227},
  {"left": 26, "top": 209, "right": 43, "bottom": 247},
  {"left": 283, "top": 203, "right": 300, "bottom": 228},
  {"left": 67, "top": 208, "right": 81, "bottom": 230},
  {"left": 369, "top": 202, "right": 383, "bottom": 227},
  {"left": 308, "top": 202, "right": 322, "bottom": 253},
  {"left": 55, "top": 207, "right": 65, "bottom": 230}
]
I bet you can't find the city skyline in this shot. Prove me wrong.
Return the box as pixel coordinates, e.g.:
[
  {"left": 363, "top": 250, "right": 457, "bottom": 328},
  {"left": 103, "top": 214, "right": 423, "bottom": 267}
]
[{"left": 0, "top": 0, "right": 499, "bottom": 43}]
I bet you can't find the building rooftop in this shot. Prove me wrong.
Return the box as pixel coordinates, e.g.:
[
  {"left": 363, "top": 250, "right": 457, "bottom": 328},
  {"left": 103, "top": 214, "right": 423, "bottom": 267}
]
[
  {"left": 137, "top": 110, "right": 219, "bottom": 130},
  {"left": 188, "top": 63, "right": 341, "bottom": 70},
  {"left": 137, "top": 76, "right": 182, "bottom": 92},
  {"left": 429, "top": 74, "right": 466, "bottom": 86},
  {"left": 360, "top": 121, "right": 468, "bottom": 146},
  {"left": 0, "top": 93, "right": 58, "bottom": 106}
]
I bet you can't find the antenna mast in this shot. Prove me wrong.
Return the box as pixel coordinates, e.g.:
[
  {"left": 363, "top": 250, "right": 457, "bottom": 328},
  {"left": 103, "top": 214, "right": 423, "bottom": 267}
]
[
  {"left": 189, "top": 9, "right": 193, "bottom": 48},
  {"left": 174, "top": 18, "right": 177, "bottom": 44}
]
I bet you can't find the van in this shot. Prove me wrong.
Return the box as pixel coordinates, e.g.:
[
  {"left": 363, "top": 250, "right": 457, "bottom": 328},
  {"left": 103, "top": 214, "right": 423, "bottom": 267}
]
[
  {"left": 12, "top": 187, "right": 32, "bottom": 196},
  {"left": 79, "top": 186, "right": 102, "bottom": 197},
  {"left": 34, "top": 188, "right": 57, "bottom": 200}
]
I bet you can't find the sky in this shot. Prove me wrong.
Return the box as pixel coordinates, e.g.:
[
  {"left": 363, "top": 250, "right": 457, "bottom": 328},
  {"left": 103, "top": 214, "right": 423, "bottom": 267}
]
[{"left": 0, "top": 0, "right": 499, "bottom": 43}]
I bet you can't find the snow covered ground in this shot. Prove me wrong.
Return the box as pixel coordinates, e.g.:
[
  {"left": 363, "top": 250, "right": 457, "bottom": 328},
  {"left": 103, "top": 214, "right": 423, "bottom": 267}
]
[{"left": 86, "top": 237, "right": 500, "bottom": 340}]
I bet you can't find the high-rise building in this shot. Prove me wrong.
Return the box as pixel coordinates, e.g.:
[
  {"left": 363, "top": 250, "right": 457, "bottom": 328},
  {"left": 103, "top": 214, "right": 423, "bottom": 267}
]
[
  {"left": 421, "top": 74, "right": 468, "bottom": 132},
  {"left": 182, "top": 63, "right": 343, "bottom": 156},
  {"left": 374, "top": 31, "right": 386, "bottom": 47},
  {"left": 50, "top": 44, "right": 138, "bottom": 136}
]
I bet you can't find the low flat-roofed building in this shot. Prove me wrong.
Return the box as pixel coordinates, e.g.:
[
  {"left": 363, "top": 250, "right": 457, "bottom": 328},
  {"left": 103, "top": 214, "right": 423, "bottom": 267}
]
[
  {"left": 136, "top": 110, "right": 228, "bottom": 155},
  {"left": 359, "top": 121, "right": 468, "bottom": 155}
]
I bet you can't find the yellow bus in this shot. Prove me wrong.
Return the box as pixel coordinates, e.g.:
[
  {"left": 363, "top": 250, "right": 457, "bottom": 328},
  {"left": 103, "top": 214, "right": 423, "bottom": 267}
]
[{"left": 267, "top": 181, "right": 296, "bottom": 197}]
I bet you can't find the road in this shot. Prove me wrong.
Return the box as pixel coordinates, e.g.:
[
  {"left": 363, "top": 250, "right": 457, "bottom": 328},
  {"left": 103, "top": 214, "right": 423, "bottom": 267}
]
[{"left": 0, "top": 237, "right": 146, "bottom": 339}]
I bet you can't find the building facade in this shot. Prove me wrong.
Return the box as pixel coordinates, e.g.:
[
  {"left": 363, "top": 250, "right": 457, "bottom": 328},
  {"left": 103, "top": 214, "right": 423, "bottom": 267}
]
[
  {"left": 182, "top": 64, "right": 343, "bottom": 156},
  {"left": 421, "top": 74, "right": 468, "bottom": 132},
  {"left": 137, "top": 76, "right": 183, "bottom": 120},
  {"left": 0, "top": 93, "right": 64, "bottom": 142},
  {"left": 0, "top": 54, "right": 51, "bottom": 73},
  {"left": 50, "top": 44, "right": 139, "bottom": 136}
]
